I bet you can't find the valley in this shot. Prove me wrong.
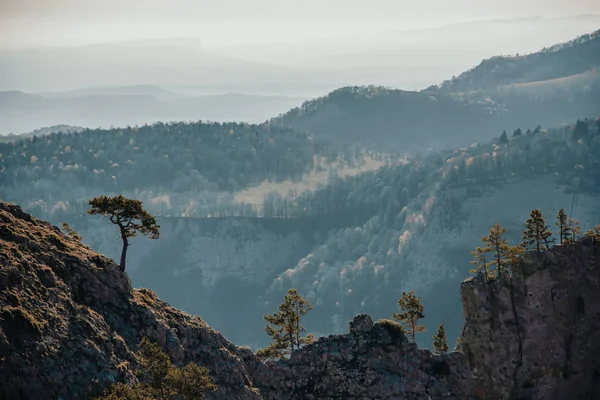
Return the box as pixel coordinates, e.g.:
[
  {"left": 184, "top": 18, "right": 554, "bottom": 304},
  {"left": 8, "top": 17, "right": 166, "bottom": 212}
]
[{"left": 2, "top": 19, "right": 600, "bottom": 399}]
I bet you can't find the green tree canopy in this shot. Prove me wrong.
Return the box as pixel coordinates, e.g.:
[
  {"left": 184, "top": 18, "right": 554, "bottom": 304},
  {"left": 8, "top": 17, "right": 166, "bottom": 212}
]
[
  {"left": 393, "top": 291, "right": 426, "bottom": 343},
  {"left": 432, "top": 324, "right": 449, "bottom": 354},
  {"left": 88, "top": 195, "right": 159, "bottom": 271},
  {"left": 256, "top": 288, "right": 314, "bottom": 362},
  {"left": 522, "top": 209, "right": 553, "bottom": 256}
]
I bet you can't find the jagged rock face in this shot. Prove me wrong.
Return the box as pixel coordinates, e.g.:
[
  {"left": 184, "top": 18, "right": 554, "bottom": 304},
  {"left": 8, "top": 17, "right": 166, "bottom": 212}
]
[
  {"left": 0, "top": 201, "right": 261, "bottom": 400},
  {"left": 459, "top": 239, "right": 600, "bottom": 400},
  {"left": 252, "top": 315, "right": 474, "bottom": 399},
  {"left": 0, "top": 202, "right": 474, "bottom": 400}
]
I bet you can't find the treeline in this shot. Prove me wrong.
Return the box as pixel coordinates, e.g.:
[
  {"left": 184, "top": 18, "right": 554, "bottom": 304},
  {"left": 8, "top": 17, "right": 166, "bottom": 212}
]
[
  {"left": 0, "top": 120, "right": 364, "bottom": 218},
  {"left": 471, "top": 208, "right": 600, "bottom": 280},
  {"left": 261, "top": 118, "right": 600, "bottom": 223}
]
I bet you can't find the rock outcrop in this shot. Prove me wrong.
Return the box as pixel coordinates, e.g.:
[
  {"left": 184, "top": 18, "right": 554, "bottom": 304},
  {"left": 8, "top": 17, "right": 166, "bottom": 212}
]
[
  {"left": 459, "top": 238, "right": 600, "bottom": 399},
  {"left": 0, "top": 201, "right": 473, "bottom": 399},
  {"left": 253, "top": 315, "right": 473, "bottom": 399},
  {"left": 3, "top": 200, "right": 600, "bottom": 400},
  {"left": 0, "top": 201, "right": 261, "bottom": 400}
]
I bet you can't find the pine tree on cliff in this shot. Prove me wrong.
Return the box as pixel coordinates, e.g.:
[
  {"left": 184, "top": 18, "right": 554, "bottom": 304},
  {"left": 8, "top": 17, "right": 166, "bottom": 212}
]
[
  {"left": 556, "top": 209, "right": 581, "bottom": 244},
  {"left": 522, "top": 209, "right": 553, "bottom": 257},
  {"left": 470, "top": 246, "right": 492, "bottom": 280},
  {"left": 256, "top": 289, "right": 314, "bottom": 361},
  {"left": 393, "top": 291, "right": 426, "bottom": 343},
  {"left": 432, "top": 324, "right": 449, "bottom": 354},
  {"left": 556, "top": 209, "right": 569, "bottom": 244},
  {"left": 567, "top": 218, "right": 582, "bottom": 243},
  {"left": 585, "top": 225, "right": 600, "bottom": 242},
  {"left": 87, "top": 195, "right": 160, "bottom": 272},
  {"left": 487, "top": 223, "right": 511, "bottom": 275},
  {"left": 470, "top": 223, "right": 512, "bottom": 279}
]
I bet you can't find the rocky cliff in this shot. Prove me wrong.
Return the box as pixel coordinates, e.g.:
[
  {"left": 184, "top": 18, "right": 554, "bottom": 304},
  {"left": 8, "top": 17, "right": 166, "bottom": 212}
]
[
  {"left": 2, "top": 200, "right": 599, "bottom": 400},
  {"left": 253, "top": 314, "right": 473, "bottom": 399},
  {"left": 0, "top": 201, "right": 261, "bottom": 400},
  {"left": 459, "top": 237, "right": 600, "bottom": 399},
  {"left": 0, "top": 201, "right": 472, "bottom": 399}
]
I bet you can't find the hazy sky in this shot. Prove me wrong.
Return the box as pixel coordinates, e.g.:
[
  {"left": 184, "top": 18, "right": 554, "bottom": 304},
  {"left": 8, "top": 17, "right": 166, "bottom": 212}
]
[{"left": 2, "top": 0, "right": 600, "bottom": 48}]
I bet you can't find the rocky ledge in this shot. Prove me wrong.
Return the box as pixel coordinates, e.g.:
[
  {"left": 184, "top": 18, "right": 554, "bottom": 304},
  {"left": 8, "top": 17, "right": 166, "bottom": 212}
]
[
  {"left": 1, "top": 200, "right": 599, "bottom": 399},
  {"left": 460, "top": 237, "right": 600, "bottom": 399}
]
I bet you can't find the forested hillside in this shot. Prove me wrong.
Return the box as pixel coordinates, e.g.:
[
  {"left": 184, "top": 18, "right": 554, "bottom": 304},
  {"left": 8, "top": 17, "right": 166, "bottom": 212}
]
[
  {"left": 271, "top": 30, "right": 600, "bottom": 150},
  {"left": 434, "top": 29, "right": 600, "bottom": 93},
  {"left": 0, "top": 121, "right": 363, "bottom": 218},
  {"left": 33, "top": 117, "right": 600, "bottom": 349}
]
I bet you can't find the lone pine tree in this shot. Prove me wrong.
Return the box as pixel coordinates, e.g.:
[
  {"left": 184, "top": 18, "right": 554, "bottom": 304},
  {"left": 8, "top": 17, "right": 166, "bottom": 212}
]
[
  {"left": 522, "top": 209, "right": 553, "bottom": 257},
  {"left": 393, "top": 291, "right": 426, "bottom": 343},
  {"left": 432, "top": 324, "right": 449, "bottom": 354},
  {"left": 257, "top": 288, "right": 314, "bottom": 361},
  {"left": 88, "top": 195, "right": 160, "bottom": 272}
]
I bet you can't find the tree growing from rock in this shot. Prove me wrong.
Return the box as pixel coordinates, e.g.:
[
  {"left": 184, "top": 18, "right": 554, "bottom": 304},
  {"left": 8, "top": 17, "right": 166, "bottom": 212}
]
[
  {"left": 556, "top": 209, "right": 581, "bottom": 245},
  {"left": 556, "top": 209, "right": 568, "bottom": 244},
  {"left": 567, "top": 218, "right": 582, "bottom": 243},
  {"left": 470, "top": 223, "right": 515, "bottom": 280},
  {"left": 96, "top": 337, "right": 216, "bottom": 400},
  {"left": 393, "top": 291, "right": 426, "bottom": 343},
  {"left": 257, "top": 289, "right": 314, "bottom": 361},
  {"left": 522, "top": 209, "right": 553, "bottom": 256},
  {"left": 88, "top": 195, "right": 160, "bottom": 272},
  {"left": 432, "top": 324, "right": 449, "bottom": 354},
  {"left": 470, "top": 246, "right": 492, "bottom": 280},
  {"left": 585, "top": 225, "right": 600, "bottom": 242}
]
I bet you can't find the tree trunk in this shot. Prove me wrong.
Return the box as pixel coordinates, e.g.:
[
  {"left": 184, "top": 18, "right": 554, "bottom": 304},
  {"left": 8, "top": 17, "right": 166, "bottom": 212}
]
[{"left": 119, "top": 236, "right": 129, "bottom": 272}]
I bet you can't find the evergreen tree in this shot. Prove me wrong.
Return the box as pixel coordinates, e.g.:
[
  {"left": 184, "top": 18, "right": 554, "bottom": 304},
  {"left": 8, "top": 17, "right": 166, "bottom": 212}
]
[
  {"left": 567, "top": 218, "right": 582, "bottom": 243},
  {"left": 393, "top": 291, "right": 426, "bottom": 343},
  {"left": 513, "top": 128, "right": 523, "bottom": 137},
  {"left": 470, "top": 223, "right": 511, "bottom": 279},
  {"left": 499, "top": 131, "right": 509, "bottom": 143},
  {"left": 470, "top": 246, "right": 492, "bottom": 280},
  {"left": 556, "top": 209, "right": 568, "bottom": 244},
  {"left": 257, "top": 289, "right": 314, "bottom": 361},
  {"left": 88, "top": 195, "right": 160, "bottom": 271},
  {"left": 585, "top": 225, "right": 600, "bottom": 241},
  {"left": 432, "top": 324, "right": 449, "bottom": 354},
  {"left": 522, "top": 209, "right": 554, "bottom": 256},
  {"left": 487, "top": 223, "right": 511, "bottom": 275}
]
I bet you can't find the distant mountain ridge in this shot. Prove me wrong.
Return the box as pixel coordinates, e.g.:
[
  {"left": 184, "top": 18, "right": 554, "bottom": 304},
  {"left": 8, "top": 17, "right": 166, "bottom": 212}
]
[
  {"left": 271, "top": 29, "right": 600, "bottom": 149},
  {"left": 433, "top": 29, "right": 600, "bottom": 93},
  {"left": 0, "top": 89, "right": 307, "bottom": 135}
]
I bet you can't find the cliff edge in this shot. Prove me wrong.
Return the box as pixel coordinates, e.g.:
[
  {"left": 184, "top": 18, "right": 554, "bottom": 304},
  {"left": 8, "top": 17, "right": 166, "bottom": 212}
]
[{"left": 459, "top": 238, "right": 600, "bottom": 399}]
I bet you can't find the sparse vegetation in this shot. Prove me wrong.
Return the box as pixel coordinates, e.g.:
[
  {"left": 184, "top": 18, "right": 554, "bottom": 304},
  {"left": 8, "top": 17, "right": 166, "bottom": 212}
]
[
  {"left": 96, "top": 337, "right": 216, "bottom": 400},
  {"left": 61, "top": 222, "right": 82, "bottom": 241}
]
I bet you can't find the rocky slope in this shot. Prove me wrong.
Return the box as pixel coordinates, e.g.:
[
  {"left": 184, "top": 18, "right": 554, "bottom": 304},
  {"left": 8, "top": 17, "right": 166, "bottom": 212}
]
[
  {"left": 253, "top": 314, "right": 472, "bottom": 399},
  {"left": 0, "top": 201, "right": 473, "bottom": 399},
  {"left": 459, "top": 237, "right": 600, "bottom": 400},
  {"left": 0, "top": 201, "right": 261, "bottom": 400},
  {"left": 2, "top": 200, "right": 599, "bottom": 399}
]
